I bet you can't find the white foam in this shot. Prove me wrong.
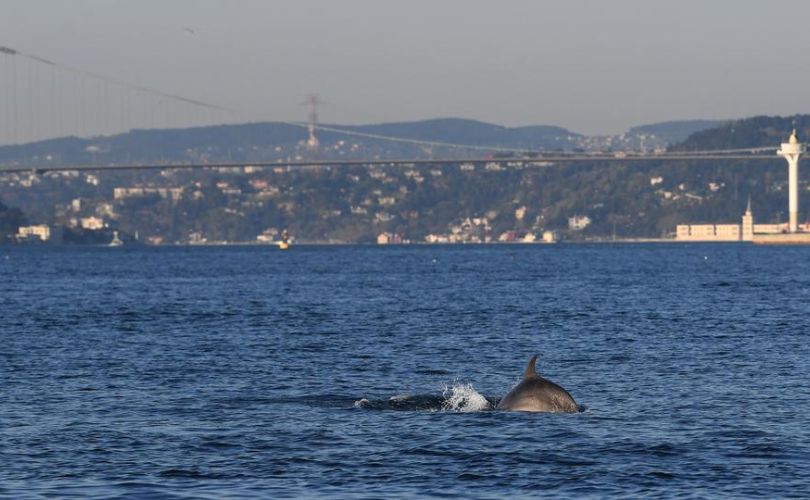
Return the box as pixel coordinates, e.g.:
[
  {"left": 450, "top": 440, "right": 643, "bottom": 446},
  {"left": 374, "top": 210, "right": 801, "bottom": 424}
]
[
  {"left": 441, "top": 382, "right": 491, "bottom": 412},
  {"left": 353, "top": 398, "right": 370, "bottom": 408}
]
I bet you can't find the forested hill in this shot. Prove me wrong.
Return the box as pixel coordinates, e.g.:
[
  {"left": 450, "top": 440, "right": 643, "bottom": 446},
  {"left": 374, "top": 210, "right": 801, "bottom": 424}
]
[
  {"left": 0, "top": 117, "right": 722, "bottom": 168},
  {"left": 0, "top": 119, "right": 581, "bottom": 166},
  {"left": 628, "top": 120, "right": 721, "bottom": 145},
  {"left": 333, "top": 118, "right": 577, "bottom": 148},
  {"left": 671, "top": 115, "right": 810, "bottom": 151}
]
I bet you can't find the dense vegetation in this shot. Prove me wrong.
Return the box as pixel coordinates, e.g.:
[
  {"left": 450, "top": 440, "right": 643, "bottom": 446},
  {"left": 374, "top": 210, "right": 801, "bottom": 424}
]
[
  {"left": 671, "top": 115, "right": 810, "bottom": 151},
  {"left": 0, "top": 156, "right": 795, "bottom": 243},
  {"left": 629, "top": 120, "right": 721, "bottom": 145},
  {"left": 0, "top": 200, "right": 26, "bottom": 241}
]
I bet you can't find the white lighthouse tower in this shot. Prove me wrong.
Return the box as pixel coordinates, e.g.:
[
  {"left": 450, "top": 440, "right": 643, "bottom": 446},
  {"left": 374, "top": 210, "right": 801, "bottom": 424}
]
[{"left": 778, "top": 129, "right": 804, "bottom": 233}]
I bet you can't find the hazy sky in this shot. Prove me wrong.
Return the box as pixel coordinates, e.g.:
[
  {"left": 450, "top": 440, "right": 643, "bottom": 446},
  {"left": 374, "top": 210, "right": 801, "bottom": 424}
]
[{"left": 2, "top": 0, "right": 810, "bottom": 137}]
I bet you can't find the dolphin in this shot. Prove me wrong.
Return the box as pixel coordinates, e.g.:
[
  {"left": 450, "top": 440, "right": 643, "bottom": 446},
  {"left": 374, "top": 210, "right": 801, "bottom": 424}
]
[{"left": 497, "top": 355, "right": 578, "bottom": 413}]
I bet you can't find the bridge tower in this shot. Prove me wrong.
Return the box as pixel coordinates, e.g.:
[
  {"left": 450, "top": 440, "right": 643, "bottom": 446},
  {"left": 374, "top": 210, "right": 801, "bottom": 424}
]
[
  {"left": 777, "top": 129, "right": 804, "bottom": 233},
  {"left": 303, "top": 94, "right": 321, "bottom": 151}
]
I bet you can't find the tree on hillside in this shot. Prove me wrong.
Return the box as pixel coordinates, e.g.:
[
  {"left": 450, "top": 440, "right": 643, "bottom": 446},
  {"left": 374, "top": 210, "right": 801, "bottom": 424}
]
[{"left": 0, "top": 200, "right": 26, "bottom": 241}]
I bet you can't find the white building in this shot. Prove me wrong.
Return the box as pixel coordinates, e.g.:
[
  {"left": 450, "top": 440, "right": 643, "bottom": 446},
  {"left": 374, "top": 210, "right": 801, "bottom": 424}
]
[
  {"left": 377, "top": 233, "right": 404, "bottom": 245},
  {"left": 80, "top": 216, "right": 105, "bottom": 230},
  {"left": 114, "top": 187, "right": 183, "bottom": 201},
  {"left": 568, "top": 215, "right": 592, "bottom": 231},
  {"left": 17, "top": 225, "right": 50, "bottom": 242},
  {"left": 742, "top": 199, "right": 754, "bottom": 241},
  {"left": 676, "top": 199, "right": 805, "bottom": 242},
  {"left": 676, "top": 223, "right": 741, "bottom": 241}
]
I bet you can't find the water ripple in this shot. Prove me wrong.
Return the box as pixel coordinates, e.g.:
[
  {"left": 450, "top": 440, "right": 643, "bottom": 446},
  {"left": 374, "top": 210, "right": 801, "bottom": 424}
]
[{"left": 3, "top": 245, "right": 810, "bottom": 497}]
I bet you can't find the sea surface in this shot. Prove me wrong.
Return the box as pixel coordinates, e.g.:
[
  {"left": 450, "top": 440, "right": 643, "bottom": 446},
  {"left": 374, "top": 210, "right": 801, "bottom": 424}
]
[{"left": 3, "top": 244, "right": 810, "bottom": 498}]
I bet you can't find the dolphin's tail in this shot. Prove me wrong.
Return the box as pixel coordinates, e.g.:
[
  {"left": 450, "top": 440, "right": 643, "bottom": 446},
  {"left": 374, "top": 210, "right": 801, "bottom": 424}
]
[{"left": 524, "top": 354, "right": 538, "bottom": 378}]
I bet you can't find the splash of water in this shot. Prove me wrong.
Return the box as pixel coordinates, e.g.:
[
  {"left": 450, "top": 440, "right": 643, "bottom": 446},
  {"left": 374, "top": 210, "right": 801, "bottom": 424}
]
[
  {"left": 351, "top": 383, "right": 492, "bottom": 412},
  {"left": 441, "top": 382, "right": 491, "bottom": 412}
]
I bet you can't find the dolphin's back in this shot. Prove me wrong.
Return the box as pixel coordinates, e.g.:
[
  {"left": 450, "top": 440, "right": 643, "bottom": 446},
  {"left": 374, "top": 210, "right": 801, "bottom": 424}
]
[
  {"left": 497, "top": 376, "right": 578, "bottom": 413},
  {"left": 497, "top": 355, "right": 578, "bottom": 413}
]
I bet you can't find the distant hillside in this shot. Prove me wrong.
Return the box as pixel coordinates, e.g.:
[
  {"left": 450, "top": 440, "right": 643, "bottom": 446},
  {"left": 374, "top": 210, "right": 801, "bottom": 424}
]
[
  {"left": 671, "top": 115, "right": 810, "bottom": 151},
  {"left": 0, "top": 116, "right": 736, "bottom": 168},
  {"left": 628, "top": 120, "right": 722, "bottom": 145},
  {"left": 0, "top": 118, "right": 581, "bottom": 167},
  {"left": 0, "top": 122, "right": 308, "bottom": 166},
  {"left": 337, "top": 118, "right": 578, "bottom": 150}
]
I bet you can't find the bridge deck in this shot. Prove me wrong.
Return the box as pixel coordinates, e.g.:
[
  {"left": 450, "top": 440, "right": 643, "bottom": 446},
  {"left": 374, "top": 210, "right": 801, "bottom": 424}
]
[{"left": 0, "top": 155, "right": 783, "bottom": 173}]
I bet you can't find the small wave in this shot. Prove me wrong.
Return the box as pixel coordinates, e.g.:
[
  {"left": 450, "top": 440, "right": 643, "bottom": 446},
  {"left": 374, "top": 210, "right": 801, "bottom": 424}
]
[{"left": 353, "top": 398, "right": 371, "bottom": 408}]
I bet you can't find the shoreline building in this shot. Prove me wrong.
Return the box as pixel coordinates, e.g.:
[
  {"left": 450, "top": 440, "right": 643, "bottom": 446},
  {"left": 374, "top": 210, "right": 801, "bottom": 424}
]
[
  {"left": 676, "top": 199, "right": 808, "bottom": 242},
  {"left": 677, "top": 130, "right": 810, "bottom": 244},
  {"left": 16, "top": 225, "right": 51, "bottom": 242}
]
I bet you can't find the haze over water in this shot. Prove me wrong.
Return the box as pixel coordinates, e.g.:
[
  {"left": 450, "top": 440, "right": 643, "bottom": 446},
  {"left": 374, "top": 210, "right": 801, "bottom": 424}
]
[
  {"left": 4, "top": 1, "right": 810, "bottom": 143},
  {"left": 4, "top": 244, "right": 810, "bottom": 498}
]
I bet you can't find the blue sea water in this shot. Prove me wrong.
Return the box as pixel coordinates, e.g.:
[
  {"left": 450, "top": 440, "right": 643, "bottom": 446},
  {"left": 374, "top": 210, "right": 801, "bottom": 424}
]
[{"left": 3, "top": 244, "right": 810, "bottom": 498}]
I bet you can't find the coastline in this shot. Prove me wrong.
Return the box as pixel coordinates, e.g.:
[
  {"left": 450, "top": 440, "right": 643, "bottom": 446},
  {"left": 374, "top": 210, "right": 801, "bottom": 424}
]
[{"left": 13, "top": 236, "right": 810, "bottom": 247}]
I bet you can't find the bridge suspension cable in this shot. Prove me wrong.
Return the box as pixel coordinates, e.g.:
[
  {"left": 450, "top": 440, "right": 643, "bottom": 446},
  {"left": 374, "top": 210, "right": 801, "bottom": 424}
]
[
  {"left": 0, "top": 46, "right": 229, "bottom": 112},
  {"left": 0, "top": 47, "right": 546, "bottom": 153},
  {"left": 0, "top": 44, "right": 240, "bottom": 145},
  {"left": 0, "top": 45, "right": 790, "bottom": 159}
]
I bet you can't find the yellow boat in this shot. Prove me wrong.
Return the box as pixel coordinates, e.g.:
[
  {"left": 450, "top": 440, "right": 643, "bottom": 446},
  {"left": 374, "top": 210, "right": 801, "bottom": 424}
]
[{"left": 278, "top": 229, "right": 291, "bottom": 250}]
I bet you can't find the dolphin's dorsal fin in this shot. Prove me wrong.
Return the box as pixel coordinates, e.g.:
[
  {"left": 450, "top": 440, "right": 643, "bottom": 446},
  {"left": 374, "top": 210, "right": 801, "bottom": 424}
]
[{"left": 524, "top": 354, "right": 538, "bottom": 378}]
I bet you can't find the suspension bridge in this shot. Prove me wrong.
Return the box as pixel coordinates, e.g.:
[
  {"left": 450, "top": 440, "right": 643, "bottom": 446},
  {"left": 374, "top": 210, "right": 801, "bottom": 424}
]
[{"left": 0, "top": 45, "right": 786, "bottom": 173}]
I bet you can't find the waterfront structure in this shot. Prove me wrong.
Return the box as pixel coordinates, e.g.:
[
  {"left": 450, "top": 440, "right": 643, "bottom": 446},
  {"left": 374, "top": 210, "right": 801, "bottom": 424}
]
[
  {"left": 676, "top": 131, "right": 810, "bottom": 243},
  {"left": 17, "top": 225, "right": 50, "bottom": 242},
  {"left": 109, "top": 230, "right": 123, "bottom": 247},
  {"left": 777, "top": 130, "right": 804, "bottom": 233},
  {"left": 676, "top": 223, "right": 742, "bottom": 242},
  {"left": 568, "top": 215, "right": 592, "bottom": 231},
  {"left": 676, "top": 203, "right": 810, "bottom": 242},
  {"left": 751, "top": 130, "right": 810, "bottom": 243},
  {"left": 80, "top": 216, "right": 105, "bottom": 230},
  {"left": 377, "top": 232, "right": 405, "bottom": 245},
  {"left": 741, "top": 198, "right": 754, "bottom": 241}
]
